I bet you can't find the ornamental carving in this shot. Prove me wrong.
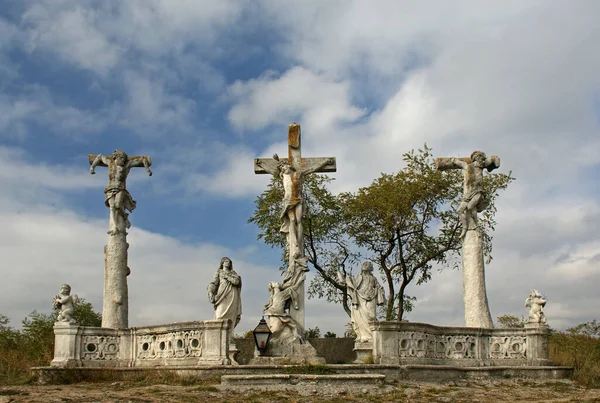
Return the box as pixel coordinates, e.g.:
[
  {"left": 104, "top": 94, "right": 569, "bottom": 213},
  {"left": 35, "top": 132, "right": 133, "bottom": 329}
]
[
  {"left": 489, "top": 336, "right": 527, "bottom": 359},
  {"left": 137, "top": 330, "right": 203, "bottom": 360},
  {"left": 397, "top": 332, "right": 477, "bottom": 359},
  {"left": 81, "top": 336, "right": 120, "bottom": 360}
]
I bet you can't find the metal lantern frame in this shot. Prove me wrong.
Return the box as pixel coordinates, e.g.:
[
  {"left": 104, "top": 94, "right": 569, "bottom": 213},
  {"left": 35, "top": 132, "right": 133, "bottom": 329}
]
[{"left": 253, "top": 316, "right": 272, "bottom": 353}]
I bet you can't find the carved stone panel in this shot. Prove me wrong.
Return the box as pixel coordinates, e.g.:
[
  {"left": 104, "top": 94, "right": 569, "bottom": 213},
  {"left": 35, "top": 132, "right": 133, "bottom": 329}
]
[
  {"left": 489, "top": 336, "right": 527, "bottom": 359},
  {"left": 81, "top": 335, "right": 120, "bottom": 360},
  {"left": 397, "top": 332, "right": 478, "bottom": 359},
  {"left": 137, "top": 330, "right": 203, "bottom": 360}
]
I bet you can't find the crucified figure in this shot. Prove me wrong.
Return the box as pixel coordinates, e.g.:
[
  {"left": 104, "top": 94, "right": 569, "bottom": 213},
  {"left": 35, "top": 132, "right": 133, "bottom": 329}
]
[
  {"left": 89, "top": 150, "right": 152, "bottom": 235},
  {"left": 256, "top": 153, "right": 333, "bottom": 254},
  {"left": 436, "top": 151, "right": 500, "bottom": 238}
]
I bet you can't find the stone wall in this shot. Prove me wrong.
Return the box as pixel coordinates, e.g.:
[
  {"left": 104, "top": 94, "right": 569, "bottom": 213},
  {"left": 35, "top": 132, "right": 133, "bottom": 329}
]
[
  {"left": 51, "top": 320, "right": 231, "bottom": 368},
  {"left": 233, "top": 337, "right": 356, "bottom": 365},
  {"left": 371, "top": 322, "right": 550, "bottom": 366}
]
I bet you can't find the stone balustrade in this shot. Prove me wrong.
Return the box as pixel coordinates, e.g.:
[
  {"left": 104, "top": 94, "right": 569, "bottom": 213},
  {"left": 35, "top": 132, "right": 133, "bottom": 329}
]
[
  {"left": 371, "top": 322, "right": 550, "bottom": 366},
  {"left": 51, "top": 320, "right": 232, "bottom": 368}
]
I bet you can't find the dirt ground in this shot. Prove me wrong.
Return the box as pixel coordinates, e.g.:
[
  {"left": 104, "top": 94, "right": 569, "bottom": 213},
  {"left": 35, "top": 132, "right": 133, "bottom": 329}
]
[{"left": 1, "top": 379, "right": 599, "bottom": 403}]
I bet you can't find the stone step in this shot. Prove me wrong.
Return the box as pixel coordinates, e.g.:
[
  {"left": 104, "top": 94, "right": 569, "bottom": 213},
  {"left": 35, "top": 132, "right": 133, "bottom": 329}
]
[{"left": 221, "top": 374, "right": 386, "bottom": 386}]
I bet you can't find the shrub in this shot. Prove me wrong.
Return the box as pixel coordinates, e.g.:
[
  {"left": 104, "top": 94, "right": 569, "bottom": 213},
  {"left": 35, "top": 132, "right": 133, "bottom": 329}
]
[{"left": 549, "top": 330, "right": 600, "bottom": 387}]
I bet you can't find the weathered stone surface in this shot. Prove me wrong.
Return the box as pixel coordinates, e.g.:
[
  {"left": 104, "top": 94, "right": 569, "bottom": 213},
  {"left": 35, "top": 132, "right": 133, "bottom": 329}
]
[
  {"left": 254, "top": 124, "right": 336, "bottom": 330},
  {"left": 50, "top": 320, "right": 232, "bottom": 368},
  {"left": 89, "top": 150, "right": 152, "bottom": 329},
  {"left": 53, "top": 284, "right": 78, "bottom": 324},
  {"left": 371, "top": 321, "right": 551, "bottom": 366},
  {"left": 221, "top": 373, "right": 386, "bottom": 386},
  {"left": 436, "top": 151, "right": 500, "bottom": 328},
  {"left": 207, "top": 257, "right": 242, "bottom": 342},
  {"left": 461, "top": 230, "right": 493, "bottom": 328},
  {"left": 525, "top": 289, "right": 547, "bottom": 324},
  {"left": 337, "top": 262, "right": 385, "bottom": 343}
]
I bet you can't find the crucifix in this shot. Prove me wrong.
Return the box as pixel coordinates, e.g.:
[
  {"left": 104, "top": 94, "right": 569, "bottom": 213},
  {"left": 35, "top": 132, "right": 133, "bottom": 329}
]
[
  {"left": 254, "top": 123, "right": 336, "bottom": 330},
  {"left": 89, "top": 150, "right": 152, "bottom": 329},
  {"left": 436, "top": 150, "right": 500, "bottom": 328}
]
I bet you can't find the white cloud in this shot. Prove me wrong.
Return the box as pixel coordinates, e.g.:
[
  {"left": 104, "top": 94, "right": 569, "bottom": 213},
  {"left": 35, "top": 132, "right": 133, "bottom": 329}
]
[
  {"left": 118, "top": 72, "right": 196, "bottom": 136},
  {"left": 228, "top": 66, "right": 365, "bottom": 132},
  {"left": 23, "top": 1, "right": 122, "bottom": 75},
  {"left": 0, "top": 87, "right": 111, "bottom": 138},
  {"left": 20, "top": 0, "right": 246, "bottom": 75}
]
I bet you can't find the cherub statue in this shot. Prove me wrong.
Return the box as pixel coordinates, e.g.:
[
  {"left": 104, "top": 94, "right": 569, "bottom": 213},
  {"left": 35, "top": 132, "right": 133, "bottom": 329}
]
[
  {"left": 525, "top": 289, "right": 547, "bottom": 324},
  {"left": 53, "top": 284, "right": 79, "bottom": 324}
]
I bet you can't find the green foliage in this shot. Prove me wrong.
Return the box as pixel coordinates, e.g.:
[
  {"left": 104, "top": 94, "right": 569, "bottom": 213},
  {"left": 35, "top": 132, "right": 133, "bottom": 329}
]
[
  {"left": 71, "top": 299, "right": 103, "bottom": 327},
  {"left": 249, "top": 173, "right": 357, "bottom": 316},
  {"left": 304, "top": 326, "right": 321, "bottom": 338},
  {"left": 324, "top": 331, "right": 337, "bottom": 338},
  {"left": 249, "top": 145, "right": 514, "bottom": 321},
  {"left": 0, "top": 299, "right": 102, "bottom": 382},
  {"left": 341, "top": 145, "right": 514, "bottom": 320},
  {"left": 496, "top": 314, "right": 526, "bottom": 328}
]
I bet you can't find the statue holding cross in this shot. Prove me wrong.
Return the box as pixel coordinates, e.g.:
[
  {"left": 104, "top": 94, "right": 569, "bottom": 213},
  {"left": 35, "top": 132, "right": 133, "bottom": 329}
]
[
  {"left": 254, "top": 123, "right": 336, "bottom": 332},
  {"left": 89, "top": 149, "right": 152, "bottom": 329}
]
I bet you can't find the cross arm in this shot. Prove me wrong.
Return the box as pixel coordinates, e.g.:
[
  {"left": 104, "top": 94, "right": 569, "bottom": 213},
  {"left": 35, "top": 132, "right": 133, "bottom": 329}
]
[
  {"left": 301, "top": 157, "right": 337, "bottom": 174},
  {"left": 435, "top": 157, "right": 469, "bottom": 171},
  {"left": 254, "top": 158, "right": 281, "bottom": 175}
]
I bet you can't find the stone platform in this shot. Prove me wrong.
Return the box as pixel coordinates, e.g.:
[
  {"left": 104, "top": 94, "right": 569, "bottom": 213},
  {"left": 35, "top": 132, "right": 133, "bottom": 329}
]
[
  {"left": 33, "top": 363, "right": 573, "bottom": 385},
  {"left": 221, "top": 373, "right": 386, "bottom": 386}
]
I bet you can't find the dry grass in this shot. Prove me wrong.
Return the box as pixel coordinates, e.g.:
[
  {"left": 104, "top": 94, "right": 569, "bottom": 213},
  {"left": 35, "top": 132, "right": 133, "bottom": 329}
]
[{"left": 549, "top": 332, "right": 600, "bottom": 388}]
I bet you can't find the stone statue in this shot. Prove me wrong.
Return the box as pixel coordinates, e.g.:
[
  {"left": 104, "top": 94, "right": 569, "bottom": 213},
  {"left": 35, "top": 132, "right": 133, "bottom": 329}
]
[
  {"left": 525, "top": 289, "right": 547, "bottom": 325},
  {"left": 435, "top": 150, "right": 500, "bottom": 328},
  {"left": 208, "top": 257, "right": 242, "bottom": 335},
  {"left": 256, "top": 153, "right": 334, "bottom": 255},
  {"left": 90, "top": 150, "right": 152, "bottom": 235},
  {"left": 337, "top": 262, "right": 385, "bottom": 343},
  {"left": 281, "top": 252, "right": 309, "bottom": 295},
  {"left": 264, "top": 279, "right": 305, "bottom": 345},
  {"left": 435, "top": 151, "right": 500, "bottom": 238},
  {"left": 88, "top": 149, "right": 152, "bottom": 329},
  {"left": 53, "top": 284, "right": 78, "bottom": 324}
]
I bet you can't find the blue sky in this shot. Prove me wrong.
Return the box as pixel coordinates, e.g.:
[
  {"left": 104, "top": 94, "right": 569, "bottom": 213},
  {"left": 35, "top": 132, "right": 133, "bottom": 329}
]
[{"left": 1, "top": 0, "right": 599, "bottom": 336}]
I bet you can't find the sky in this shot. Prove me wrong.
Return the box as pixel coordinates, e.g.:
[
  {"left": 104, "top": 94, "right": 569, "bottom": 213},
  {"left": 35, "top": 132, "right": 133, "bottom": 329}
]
[{"left": 0, "top": 0, "right": 599, "bottom": 337}]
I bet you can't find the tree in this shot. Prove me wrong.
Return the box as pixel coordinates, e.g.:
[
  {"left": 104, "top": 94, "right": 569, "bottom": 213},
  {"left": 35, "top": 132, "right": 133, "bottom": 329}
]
[
  {"left": 567, "top": 320, "right": 600, "bottom": 337},
  {"left": 249, "top": 173, "right": 357, "bottom": 316},
  {"left": 249, "top": 145, "right": 514, "bottom": 321},
  {"left": 304, "top": 326, "right": 321, "bottom": 338},
  {"left": 340, "top": 146, "right": 513, "bottom": 320},
  {"left": 496, "top": 314, "right": 526, "bottom": 328},
  {"left": 19, "top": 298, "right": 102, "bottom": 361}
]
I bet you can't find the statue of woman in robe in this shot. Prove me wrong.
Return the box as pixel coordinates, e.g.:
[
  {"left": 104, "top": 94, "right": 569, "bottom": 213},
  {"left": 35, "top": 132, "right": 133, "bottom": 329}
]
[{"left": 208, "top": 257, "right": 242, "bottom": 339}]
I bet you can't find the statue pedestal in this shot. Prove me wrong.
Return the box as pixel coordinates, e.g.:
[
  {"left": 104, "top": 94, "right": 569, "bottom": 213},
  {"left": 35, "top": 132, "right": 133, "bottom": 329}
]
[
  {"left": 353, "top": 341, "right": 374, "bottom": 364},
  {"left": 249, "top": 340, "right": 325, "bottom": 365},
  {"left": 229, "top": 343, "right": 240, "bottom": 365},
  {"left": 51, "top": 323, "right": 82, "bottom": 368},
  {"left": 249, "top": 313, "right": 325, "bottom": 365}
]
